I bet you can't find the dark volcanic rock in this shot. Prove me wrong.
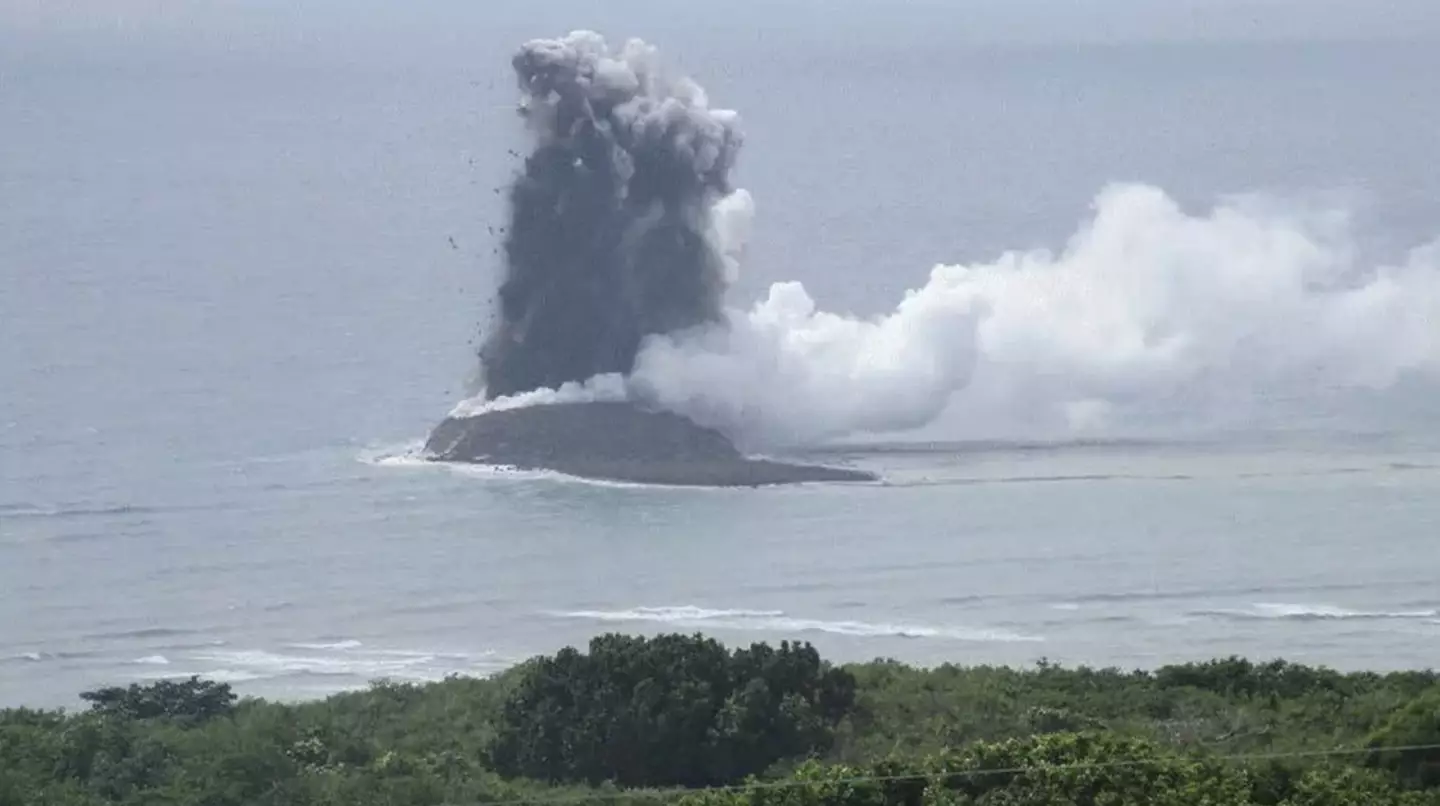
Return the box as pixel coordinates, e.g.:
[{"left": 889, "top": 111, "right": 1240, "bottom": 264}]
[{"left": 424, "top": 402, "right": 876, "bottom": 487}]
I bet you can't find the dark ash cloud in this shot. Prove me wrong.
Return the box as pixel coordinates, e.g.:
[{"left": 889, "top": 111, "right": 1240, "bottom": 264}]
[{"left": 480, "top": 31, "right": 743, "bottom": 399}]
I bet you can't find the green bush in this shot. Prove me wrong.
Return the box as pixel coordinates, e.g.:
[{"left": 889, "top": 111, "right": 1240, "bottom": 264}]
[
  {"left": 681, "top": 733, "right": 1440, "bottom": 806},
  {"left": 1366, "top": 690, "right": 1440, "bottom": 789},
  {"left": 79, "top": 677, "right": 236, "bottom": 724},
  {"left": 1153, "top": 658, "right": 1357, "bottom": 701},
  {"left": 681, "top": 733, "right": 1255, "bottom": 806},
  {"left": 488, "top": 633, "right": 857, "bottom": 787}
]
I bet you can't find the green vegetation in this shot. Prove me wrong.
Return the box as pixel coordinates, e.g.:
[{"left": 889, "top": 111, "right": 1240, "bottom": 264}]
[
  {"left": 3, "top": 636, "right": 1439, "bottom": 805},
  {"left": 78, "top": 677, "right": 237, "bottom": 724},
  {"left": 489, "top": 634, "right": 855, "bottom": 787}
]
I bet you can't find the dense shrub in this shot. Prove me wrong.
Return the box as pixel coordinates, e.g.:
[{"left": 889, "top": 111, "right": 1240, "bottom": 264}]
[
  {"left": 680, "top": 734, "right": 1440, "bottom": 806},
  {"left": 1153, "top": 658, "right": 1356, "bottom": 701},
  {"left": 79, "top": 677, "right": 236, "bottom": 724},
  {"left": 488, "top": 633, "right": 857, "bottom": 787},
  {"left": 1367, "top": 690, "right": 1440, "bottom": 789}
]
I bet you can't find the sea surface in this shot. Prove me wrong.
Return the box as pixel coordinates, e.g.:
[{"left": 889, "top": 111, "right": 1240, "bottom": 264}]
[{"left": 4, "top": 7, "right": 1440, "bottom": 708}]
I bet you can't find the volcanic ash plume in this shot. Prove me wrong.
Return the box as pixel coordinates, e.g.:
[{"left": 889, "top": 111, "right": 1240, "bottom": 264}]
[
  {"left": 464, "top": 32, "right": 1440, "bottom": 449},
  {"left": 480, "top": 31, "right": 746, "bottom": 400}
]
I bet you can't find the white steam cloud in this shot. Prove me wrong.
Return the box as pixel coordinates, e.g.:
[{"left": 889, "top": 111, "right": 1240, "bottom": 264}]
[
  {"left": 457, "top": 182, "right": 1440, "bottom": 446},
  {"left": 624, "top": 183, "right": 1439, "bottom": 446}
]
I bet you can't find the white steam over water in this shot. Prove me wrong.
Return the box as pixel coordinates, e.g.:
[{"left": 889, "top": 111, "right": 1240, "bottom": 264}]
[{"left": 462, "top": 183, "right": 1440, "bottom": 447}]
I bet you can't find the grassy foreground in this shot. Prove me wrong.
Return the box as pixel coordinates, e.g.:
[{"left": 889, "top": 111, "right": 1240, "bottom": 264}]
[{"left": 3, "top": 633, "right": 1440, "bottom": 805}]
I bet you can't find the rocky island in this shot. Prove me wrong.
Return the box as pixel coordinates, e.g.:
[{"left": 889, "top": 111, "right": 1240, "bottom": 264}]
[{"left": 423, "top": 402, "right": 876, "bottom": 487}]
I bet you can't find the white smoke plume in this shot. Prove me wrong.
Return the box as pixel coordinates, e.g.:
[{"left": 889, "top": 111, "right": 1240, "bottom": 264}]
[{"left": 626, "top": 183, "right": 1440, "bottom": 447}]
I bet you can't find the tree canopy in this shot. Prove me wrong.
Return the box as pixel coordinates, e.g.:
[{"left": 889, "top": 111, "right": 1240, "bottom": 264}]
[
  {"left": 3, "top": 639, "right": 1439, "bottom": 805},
  {"left": 79, "top": 677, "right": 236, "bottom": 724},
  {"left": 488, "top": 633, "right": 857, "bottom": 786}
]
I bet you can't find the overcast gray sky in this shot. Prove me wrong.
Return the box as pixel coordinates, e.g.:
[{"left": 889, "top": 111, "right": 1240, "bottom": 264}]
[{"left": 4, "top": 0, "right": 1439, "bottom": 47}]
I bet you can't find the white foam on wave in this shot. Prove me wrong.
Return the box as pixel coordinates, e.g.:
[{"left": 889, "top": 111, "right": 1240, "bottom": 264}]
[
  {"left": 3, "top": 650, "right": 97, "bottom": 665},
  {"left": 1193, "top": 603, "right": 1440, "bottom": 622},
  {"left": 287, "top": 640, "right": 363, "bottom": 651},
  {"left": 196, "top": 646, "right": 504, "bottom": 682},
  {"left": 190, "top": 668, "right": 268, "bottom": 684},
  {"left": 193, "top": 649, "right": 421, "bottom": 679},
  {"left": 565, "top": 606, "right": 785, "bottom": 622},
  {"left": 371, "top": 448, "right": 737, "bottom": 492},
  {"left": 124, "top": 640, "right": 509, "bottom": 686},
  {"left": 554, "top": 605, "right": 1041, "bottom": 643},
  {"left": 438, "top": 462, "right": 660, "bottom": 489},
  {"left": 359, "top": 442, "right": 427, "bottom": 467},
  {"left": 363, "top": 447, "right": 587, "bottom": 482}
]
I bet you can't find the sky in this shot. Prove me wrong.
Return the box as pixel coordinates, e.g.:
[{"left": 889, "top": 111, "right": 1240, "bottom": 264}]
[{"left": 4, "top": 0, "right": 1439, "bottom": 51}]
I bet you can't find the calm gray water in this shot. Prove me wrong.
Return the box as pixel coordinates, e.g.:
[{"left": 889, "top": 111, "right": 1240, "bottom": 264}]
[{"left": 4, "top": 7, "right": 1440, "bottom": 707}]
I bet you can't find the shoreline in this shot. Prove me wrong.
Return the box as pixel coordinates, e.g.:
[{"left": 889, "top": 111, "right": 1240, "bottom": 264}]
[
  {"left": 9, "top": 648, "right": 1438, "bottom": 712},
  {"left": 7, "top": 635, "right": 1439, "bottom": 804},
  {"left": 424, "top": 402, "right": 879, "bottom": 486}
]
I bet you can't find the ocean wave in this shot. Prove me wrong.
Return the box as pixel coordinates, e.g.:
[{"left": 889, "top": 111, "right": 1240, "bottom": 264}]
[
  {"left": 3, "top": 652, "right": 47, "bottom": 664},
  {"left": 189, "top": 650, "right": 426, "bottom": 679},
  {"left": 130, "top": 645, "right": 513, "bottom": 685},
  {"left": 448, "top": 465, "right": 695, "bottom": 490},
  {"left": 1068, "top": 580, "right": 1393, "bottom": 605},
  {"left": 890, "top": 473, "right": 1196, "bottom": 489},
  {"left": 564, "top": 606, "right": 786, "bottom": 622},
  {"left": 386, "top": 599, "right": 477, "bottom": 617},
  {"left": 937, "top": 594, "right": 992, "bottom": 605},
  {"left": 1027, "top": 613, "right": 1141, "bottom": 630},
  {"left": 882, "top": 461, "right": 1440, "bottom": 488},
  {"left": 554, "top": 605, "right": 1041, "bottom": 643},
  {"left": 1190, "top": 603, "right": 1440, "bottom": 622},
  {"left": 0, "top": 502, "right": 157, "bottom": 521},
  {"left": 382, "top": 452, "right": 736, "bottom": 492},
  {"left": 287, "top": 640, "right": 364, "bottom": 651},
  {"left": 187, "top": 668, "right": 269, "bottom": 684},
  {"left": 2, "top": 650, "right": 98, "bottom": 665},
  {"left": 81, "top": 627, "right": 201, "bottom": 643},
  {"left": 356, "top": 442, "right": 426, "bottom": 466},
  {"left": 1388, "top": 462, "right": 1440, "bottom": 472}
]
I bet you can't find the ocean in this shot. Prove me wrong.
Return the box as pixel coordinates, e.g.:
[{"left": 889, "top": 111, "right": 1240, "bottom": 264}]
[{"left": 3, "top": 4, "right": 1439, "bottom": 708}]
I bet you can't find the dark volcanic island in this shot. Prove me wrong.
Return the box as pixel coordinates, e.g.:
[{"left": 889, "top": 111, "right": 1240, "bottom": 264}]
[
  {"left": 425, "top": 404, "right": 876, "bottom": 487},
  {"left": 423, "top": 33, "right": 875, "bottom": 486}
]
